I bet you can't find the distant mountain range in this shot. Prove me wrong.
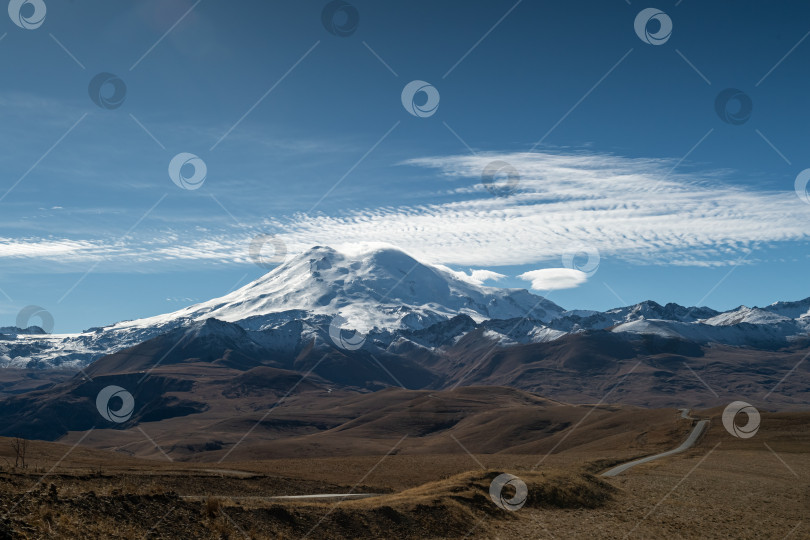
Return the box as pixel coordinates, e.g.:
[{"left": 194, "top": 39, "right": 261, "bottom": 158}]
[
  {"left": 0, "top": 246, "right": 807, "bottom": 443},
  {"left": 1, "top": 245, "right": 808, "bottom": 370}
]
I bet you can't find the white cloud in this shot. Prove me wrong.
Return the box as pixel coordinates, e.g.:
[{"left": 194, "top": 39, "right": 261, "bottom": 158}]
[
  {"left": 436, "top": 266, "right": 507, "bottom": 286},
  {"left": 3, "top": 151, "right": 810, "bottom": 272},
  {"left": 469, "top": 269, "right": 506, "bottom": 284},
  {"left": 518, "top": 268, "right": 588, "bottom": 291},
  {"left": 267, "top": 152, "right": 810, "bottom": 267}
]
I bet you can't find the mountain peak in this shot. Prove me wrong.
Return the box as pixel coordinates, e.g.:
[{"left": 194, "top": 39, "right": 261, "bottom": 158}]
[
  {"left": 171, "top": 245, "right": 565, "bottom": 332},
  {"left": 298, "top": 245, "right": 340, "bottom": 259},
  {"left": 3, "top": 244, "right": 810, "bottom": 370},
  {"left": 605, "top": 300, "right": 718, "bottom": 323},
  {"left": 268, "top": 243, "right": 419, "bottom": 282},
  {"left": 763, "top": 297, "right": 810, "bottom": 319}
]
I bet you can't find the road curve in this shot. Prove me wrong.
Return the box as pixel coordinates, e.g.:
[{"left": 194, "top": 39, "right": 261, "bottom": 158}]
[
  {"left": 181, "top": 494, "right": 379, "bottom": 502},
  {"left": 601, "top": 420, "right": 709, "bottom": 478}
]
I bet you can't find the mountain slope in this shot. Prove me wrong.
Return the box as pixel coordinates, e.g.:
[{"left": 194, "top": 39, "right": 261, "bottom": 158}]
[
  {"left": 130, "top": 245, "right": 564, "bottom": 331},
  {"left": 1, "top": 244, "right": 809, "bottom": 370},
  {"left": 0, "top": 246, "right": 563, "bottom": 369}
]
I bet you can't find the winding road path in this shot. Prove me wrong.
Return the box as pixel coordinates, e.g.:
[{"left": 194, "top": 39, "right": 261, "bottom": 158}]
[
  {"left": 601, "top": 419, "right": 709, "bottom": 478},
  {"left": 181, "top": 413, "right": 709, "bottom": 502}
]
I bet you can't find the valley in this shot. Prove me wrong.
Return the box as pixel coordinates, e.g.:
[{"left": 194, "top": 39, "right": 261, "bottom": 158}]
[{"left": 0, "top": 246, "right": 807, "bottom": 538}]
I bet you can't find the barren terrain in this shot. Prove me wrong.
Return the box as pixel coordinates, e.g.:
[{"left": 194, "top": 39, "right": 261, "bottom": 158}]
[{"left": 0, "top": 404, "right": 805, "bottom": 538}]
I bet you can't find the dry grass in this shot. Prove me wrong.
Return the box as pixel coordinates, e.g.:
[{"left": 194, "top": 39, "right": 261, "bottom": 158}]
[
  {"left": 204, "top": 496, "right": 222, "bottom": 517},
  {"left": 496, "top": 448, "right": 810, "bottom": 539},
  {"left": 0, "top": 408, "right": 806, "bottom": 538},
  {"left": 0, "top": 447, "right": 805, "bottom": 539},
  {"left": 0, "top": 463, "right": 613, "bottom": 539},
  {"left": 340, "top": 469, "right": 615, "bottom": 511}
]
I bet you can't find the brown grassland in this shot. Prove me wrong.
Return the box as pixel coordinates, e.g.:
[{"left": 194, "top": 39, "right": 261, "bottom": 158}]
[{"left": 0, "top": 408, "right": 806, "bottom": 539}]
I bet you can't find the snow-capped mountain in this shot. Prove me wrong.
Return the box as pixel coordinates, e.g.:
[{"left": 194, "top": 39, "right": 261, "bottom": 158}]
[
  {"left": 702, "top": 306, "right": 791, "bottom": 326},
  {"left": 144, "top": 245, "right": 564, "bottom": 331},
  {"left": 1, "top": 245, "right": 808, "bottom": 370},
  {"left": 0, "top": 246, "right": 564, "bottom": 368},
  {"left": 546, "top": 300, "right": 720, "bottom": 333},
  {"left": 760, "top": 298, "right": 810, "bottom": 320}
]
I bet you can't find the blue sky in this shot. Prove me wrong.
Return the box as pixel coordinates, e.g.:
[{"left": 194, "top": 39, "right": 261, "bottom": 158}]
[{"left": 1, "top": 0, "right": 810, "bottom": 332}]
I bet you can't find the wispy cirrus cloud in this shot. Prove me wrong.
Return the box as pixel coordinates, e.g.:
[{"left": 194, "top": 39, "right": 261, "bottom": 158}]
[
  {"left": 2, "top": 151, "right": 808, "bottom": 273},
  {"left": 268, "top": 151, "right": 809, "bottom": 267}
]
